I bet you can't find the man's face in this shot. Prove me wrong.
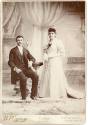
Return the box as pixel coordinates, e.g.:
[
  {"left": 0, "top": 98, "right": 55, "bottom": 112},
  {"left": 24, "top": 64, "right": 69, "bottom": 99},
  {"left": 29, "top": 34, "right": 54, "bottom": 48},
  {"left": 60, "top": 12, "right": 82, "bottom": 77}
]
[
  {"left": 48, "top": 31, "right": 56, "bottom": 40},
  {"left": 16, "top": 37, "right": 23, "bottom": 46}
]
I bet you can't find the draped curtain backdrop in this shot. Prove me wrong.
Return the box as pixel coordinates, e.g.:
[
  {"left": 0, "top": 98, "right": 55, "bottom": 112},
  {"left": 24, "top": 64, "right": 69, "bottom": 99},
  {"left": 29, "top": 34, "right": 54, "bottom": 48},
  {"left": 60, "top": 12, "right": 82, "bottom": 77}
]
[
  {"left": 24, "top": 2, "right": 64, "bottom": 61},
  {"left": 3, "top": 2, "right": 64, "bottom": 61},
  {"left": 3, "top": 3, "right": 21, "bottom": 37},
  {"left": 3, "top": 2, "right": 85, "bottom": 80},
  {"left": 3, "top": 2, "right": 85, "bottom": 94}
]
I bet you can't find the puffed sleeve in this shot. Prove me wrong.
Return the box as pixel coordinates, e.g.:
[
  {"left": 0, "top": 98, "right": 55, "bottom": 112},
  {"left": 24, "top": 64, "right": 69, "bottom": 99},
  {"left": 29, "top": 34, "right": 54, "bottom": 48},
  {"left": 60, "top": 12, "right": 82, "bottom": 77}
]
[{"left": 57, "top": 40, "right": 65, "bottom": 57}]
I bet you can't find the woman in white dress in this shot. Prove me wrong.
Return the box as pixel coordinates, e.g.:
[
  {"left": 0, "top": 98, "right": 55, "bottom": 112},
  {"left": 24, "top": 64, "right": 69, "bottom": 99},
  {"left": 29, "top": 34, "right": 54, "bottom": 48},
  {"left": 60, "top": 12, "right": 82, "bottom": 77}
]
[{"left": 39, "top": 28, "right": 84, "bottom": 99}]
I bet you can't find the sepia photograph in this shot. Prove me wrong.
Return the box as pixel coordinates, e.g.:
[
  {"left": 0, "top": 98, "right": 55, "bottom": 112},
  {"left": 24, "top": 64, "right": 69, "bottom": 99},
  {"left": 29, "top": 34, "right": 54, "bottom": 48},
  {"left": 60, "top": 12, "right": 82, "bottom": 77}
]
[{"left": 0, "top": 0, "right": 86, "bottom": 124}]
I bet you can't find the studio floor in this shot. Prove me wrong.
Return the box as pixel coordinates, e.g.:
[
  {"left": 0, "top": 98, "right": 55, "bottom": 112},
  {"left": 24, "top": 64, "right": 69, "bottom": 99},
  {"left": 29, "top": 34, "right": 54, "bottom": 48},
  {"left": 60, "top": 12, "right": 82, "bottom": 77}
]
[{"left": 2, "top": 84, "right": 85, "bottom": 115}]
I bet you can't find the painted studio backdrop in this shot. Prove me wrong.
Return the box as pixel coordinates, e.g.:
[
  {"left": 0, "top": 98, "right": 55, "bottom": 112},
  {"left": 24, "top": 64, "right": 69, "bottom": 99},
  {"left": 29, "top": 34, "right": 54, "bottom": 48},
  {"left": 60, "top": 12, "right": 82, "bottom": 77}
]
[{"left": 3, "top": 2, "right": 85, "bottom": 92}]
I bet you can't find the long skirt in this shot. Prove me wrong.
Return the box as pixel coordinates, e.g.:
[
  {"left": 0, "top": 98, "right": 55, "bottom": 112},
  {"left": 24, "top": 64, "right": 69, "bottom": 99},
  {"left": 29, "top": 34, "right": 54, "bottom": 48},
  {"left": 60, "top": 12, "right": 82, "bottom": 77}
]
[{"left": 39, "top": 56, "right": 84, "bottom": 99}]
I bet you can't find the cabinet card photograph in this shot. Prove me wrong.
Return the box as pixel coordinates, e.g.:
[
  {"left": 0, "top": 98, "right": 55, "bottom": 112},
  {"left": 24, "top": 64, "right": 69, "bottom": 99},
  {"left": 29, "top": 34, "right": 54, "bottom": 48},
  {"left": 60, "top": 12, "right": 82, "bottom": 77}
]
[{"left": 0, "top": 0, "right": 86, "bottom": 124}]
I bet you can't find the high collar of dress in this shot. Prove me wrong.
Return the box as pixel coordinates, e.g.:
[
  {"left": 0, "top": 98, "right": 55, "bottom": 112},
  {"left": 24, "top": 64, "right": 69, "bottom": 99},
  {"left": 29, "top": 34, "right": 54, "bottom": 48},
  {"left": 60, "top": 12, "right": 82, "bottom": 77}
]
[{"left": 49, "top": 38, "right": 57, "bottom": 44}]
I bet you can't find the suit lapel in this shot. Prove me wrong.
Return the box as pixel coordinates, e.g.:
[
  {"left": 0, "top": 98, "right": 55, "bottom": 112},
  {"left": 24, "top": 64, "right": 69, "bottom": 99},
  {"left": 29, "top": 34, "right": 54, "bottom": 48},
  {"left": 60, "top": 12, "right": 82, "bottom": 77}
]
[
  {"left": 23, "top": 47, "right": 27, "bottom": 59},
  {"left": 15, "top": 46, "right": 27, "bottom": 62},
  {"left": 15, "top": 46, "right": 22, "bottom": 61}
]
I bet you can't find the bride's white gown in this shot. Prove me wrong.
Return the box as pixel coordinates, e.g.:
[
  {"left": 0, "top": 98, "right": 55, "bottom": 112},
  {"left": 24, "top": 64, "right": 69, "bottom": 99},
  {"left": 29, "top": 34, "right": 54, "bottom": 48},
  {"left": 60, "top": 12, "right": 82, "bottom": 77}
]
[{"left": 39, "top": 39, "right": 84, "bottom": 99}]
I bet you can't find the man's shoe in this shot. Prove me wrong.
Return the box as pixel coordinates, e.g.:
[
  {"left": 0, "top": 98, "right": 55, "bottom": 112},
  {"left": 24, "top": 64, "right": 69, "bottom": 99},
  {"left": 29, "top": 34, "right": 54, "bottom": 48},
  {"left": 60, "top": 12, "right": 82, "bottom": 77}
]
[
  {"left": 26, "top": 89, "right": 29, "bottom": 97},
  {"left": 30, "top": 96, "right": 38, "bottom": 100},
  {"left": 14, "top": 88, "right": 20, "bottom": 94},
  {"left": 22, "top": 97, "right": 26, "bottom": 100}
]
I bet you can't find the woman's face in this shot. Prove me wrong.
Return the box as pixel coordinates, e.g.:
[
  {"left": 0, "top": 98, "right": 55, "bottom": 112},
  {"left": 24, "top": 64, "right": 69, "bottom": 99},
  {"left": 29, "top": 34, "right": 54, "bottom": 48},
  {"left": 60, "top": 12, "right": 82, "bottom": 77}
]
[{"left": 48, "top": 31, "right": 56, "bottom": 41}]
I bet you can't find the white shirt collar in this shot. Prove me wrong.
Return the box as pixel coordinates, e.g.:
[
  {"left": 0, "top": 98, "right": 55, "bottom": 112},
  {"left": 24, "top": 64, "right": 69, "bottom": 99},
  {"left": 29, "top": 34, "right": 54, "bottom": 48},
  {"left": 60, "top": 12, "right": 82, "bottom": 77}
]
[{"left": 17, "top": 46, "right": 23, "bottom": 55}]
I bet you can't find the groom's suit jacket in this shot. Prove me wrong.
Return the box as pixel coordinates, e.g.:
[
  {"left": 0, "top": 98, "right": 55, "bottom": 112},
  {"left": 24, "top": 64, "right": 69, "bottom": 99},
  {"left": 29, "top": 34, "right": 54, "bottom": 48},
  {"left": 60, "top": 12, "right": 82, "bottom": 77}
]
[{"left": 8, "top": 46, "right": 36, "bottom": 84}]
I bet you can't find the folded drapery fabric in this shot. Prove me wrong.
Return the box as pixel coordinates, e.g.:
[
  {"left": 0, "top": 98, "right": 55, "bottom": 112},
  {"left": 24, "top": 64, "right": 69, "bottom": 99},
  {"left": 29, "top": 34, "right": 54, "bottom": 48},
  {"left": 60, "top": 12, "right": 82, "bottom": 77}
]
[
  {"left": 3, "top": 2, "right": 64, "bottom": 61},
  {"left": 25, "top": 2, "right": 64, "bottom": 27},
  {"left": 3, "top": 3, "right": 21, "bottom": 37},
  {"left": 3, "top": 2, "right": 64, "bottom": 36},
  {"left": 24, "top": 2, "right": 64, "bottom": 61}
]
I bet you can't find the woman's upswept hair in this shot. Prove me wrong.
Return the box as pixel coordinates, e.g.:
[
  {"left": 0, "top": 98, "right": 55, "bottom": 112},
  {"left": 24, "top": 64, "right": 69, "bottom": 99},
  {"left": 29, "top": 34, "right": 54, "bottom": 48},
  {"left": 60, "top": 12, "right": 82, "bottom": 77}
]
[{"left": 48, "top": 27, "right": 56, "bottom": 33}]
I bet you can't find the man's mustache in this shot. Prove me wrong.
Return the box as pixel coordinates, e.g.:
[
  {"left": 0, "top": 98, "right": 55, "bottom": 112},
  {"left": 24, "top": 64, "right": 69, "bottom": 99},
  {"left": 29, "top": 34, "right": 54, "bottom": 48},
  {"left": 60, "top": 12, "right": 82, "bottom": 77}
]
[{"left": 18, "top": 42, "right": 23, "bottom": 44}]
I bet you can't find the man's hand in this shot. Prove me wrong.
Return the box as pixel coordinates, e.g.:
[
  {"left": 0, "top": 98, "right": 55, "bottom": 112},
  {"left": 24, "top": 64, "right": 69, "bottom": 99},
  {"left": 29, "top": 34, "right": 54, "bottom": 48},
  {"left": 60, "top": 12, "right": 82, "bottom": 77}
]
[
  {"left": 28, "top": 61, "right": 36, "bottom": 72},
  {"left": 14, "top": 67, "right": 22, "bottom": 74},
  {"left": 31, "top": 66, "right": 37, "bottom": 72},
  {"left": 32, "top": 62, "right": 43, "bottom": 69},
  {"left": 28, "top": 61, "right": 33, "bottom": 68}
]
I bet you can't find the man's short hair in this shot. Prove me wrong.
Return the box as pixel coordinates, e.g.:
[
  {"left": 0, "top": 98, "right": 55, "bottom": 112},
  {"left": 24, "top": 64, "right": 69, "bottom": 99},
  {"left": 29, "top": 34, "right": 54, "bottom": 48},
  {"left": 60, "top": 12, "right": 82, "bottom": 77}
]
[
  {"left": 16, "top": 35, "right": 24, "bottom": 42},
  {"left": 48, "top": 28, "right": 56, "bottom": 34}
]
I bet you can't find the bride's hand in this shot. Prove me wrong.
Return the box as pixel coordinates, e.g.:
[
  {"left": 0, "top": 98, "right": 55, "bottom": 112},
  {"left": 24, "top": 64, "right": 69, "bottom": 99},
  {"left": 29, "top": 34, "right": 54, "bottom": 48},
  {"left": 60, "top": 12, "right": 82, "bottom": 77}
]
[
  {"left": 44, "top": 61, "right": 48, "bottom": 69},
  {"left": 44, "top": 53, "right": 48, "bottom": 62}
]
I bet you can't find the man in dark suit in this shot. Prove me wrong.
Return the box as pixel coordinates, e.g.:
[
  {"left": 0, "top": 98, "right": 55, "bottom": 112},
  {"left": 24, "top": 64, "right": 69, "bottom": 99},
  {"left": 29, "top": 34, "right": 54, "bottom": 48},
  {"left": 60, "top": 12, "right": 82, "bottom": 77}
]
[{"left": 8, "top": 35, "right": 39, "bottom": 100}]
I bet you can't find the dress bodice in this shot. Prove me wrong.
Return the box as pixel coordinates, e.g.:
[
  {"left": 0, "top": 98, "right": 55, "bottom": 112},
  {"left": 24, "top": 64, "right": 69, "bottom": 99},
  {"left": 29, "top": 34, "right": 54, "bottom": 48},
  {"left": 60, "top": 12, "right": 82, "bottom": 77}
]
[
  {"left": 46, "top": 39, "right": 65, "bottom": 59},
  {"left": 47, "top": 41, "right": 58, "bottom": 58}
]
